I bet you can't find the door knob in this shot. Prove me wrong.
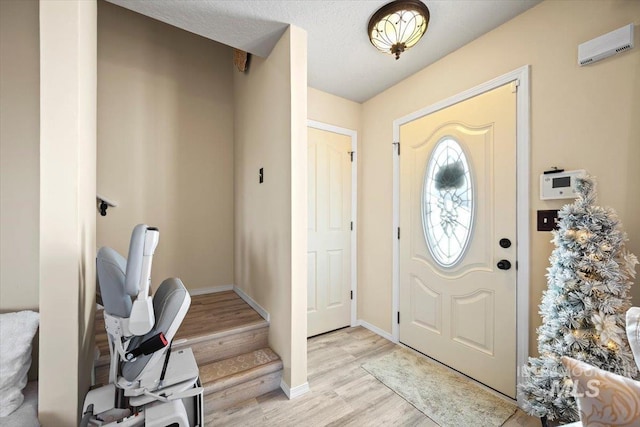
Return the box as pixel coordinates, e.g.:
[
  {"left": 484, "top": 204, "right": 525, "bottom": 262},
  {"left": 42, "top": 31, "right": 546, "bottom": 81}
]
[
  {"left": 499, "top": 238, "right": 511, "bottom": 248},
  {"left": 497, "top": 259, "right": 512, "bottom": 270}
]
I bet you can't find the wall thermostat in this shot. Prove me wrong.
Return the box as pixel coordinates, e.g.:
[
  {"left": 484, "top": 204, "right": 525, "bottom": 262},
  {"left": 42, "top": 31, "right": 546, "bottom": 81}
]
[{"left": 540, "top": 169, "right": 586, "bottom": 200}]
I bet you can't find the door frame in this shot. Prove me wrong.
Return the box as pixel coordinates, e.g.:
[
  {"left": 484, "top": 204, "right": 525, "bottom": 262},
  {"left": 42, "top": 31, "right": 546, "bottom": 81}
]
[
  {"left": 391, "top": 66, "right": 530, "bottom": 406},
  {"left": 307, "top": 120, "right": 358, "bottom": 328}
]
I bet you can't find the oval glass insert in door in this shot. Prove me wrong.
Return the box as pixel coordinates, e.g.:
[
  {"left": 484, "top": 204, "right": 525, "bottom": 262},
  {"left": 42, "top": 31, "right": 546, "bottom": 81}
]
[{"left": 422, "top": 137, "right": 474, "bottom": 267}]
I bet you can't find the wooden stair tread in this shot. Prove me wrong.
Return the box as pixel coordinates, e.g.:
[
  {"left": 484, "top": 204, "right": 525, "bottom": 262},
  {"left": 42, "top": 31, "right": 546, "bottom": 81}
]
[
  {"left": 200, "top": 348, "right": 283, "bottom": 395},
  {"left": 178, "top": 291, "right": 265, "bottom": 341},
  {"left": 177, "top": 318, "right": 268, "bottom": 344},
  {"left": 95, "top": 290, "right": 267, "bottom": 367},
  {"left": 95, "top": 318, "right": 268, "bottom": 368}
]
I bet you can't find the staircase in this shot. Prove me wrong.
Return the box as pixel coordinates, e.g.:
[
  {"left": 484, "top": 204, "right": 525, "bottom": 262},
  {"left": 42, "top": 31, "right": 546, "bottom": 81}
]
[{"left": 94, "top": 290, "right": 283, "bottom": 411}]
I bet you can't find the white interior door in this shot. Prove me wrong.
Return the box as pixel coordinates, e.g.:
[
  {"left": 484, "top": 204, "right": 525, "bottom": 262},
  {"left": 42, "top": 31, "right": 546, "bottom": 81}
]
[
  {"left": 307, "top": 127, "right": 352, "bottom": 337},
  {"left": 399, "top": 82, "right": 517, "bottom": 397}
]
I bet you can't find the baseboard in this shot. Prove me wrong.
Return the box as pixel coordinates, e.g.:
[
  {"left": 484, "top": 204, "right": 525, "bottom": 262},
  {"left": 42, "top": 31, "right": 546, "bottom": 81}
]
[
  {"left": 280, "top": 379, "right": 309, "bottom": 399},
  {"left": 357, "top": 319, "right": 396, "bottom": 343},
  {"left": 233, "top": 286, "right": 270, "bottom": 322},
  {"left": 189, "top": 284, "right": 234, "bottom": 296}
]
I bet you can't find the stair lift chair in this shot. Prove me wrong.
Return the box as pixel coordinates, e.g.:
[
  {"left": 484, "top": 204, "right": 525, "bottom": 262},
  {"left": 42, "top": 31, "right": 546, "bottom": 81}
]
[{"left": 83, "top": 225, "right": 204, "bottom": 427}]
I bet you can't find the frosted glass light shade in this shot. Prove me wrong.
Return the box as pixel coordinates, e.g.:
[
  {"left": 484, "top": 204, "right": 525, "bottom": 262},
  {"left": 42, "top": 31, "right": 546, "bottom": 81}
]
[{"left": 368, "top": 0, "right": 430, "bottom": 60}]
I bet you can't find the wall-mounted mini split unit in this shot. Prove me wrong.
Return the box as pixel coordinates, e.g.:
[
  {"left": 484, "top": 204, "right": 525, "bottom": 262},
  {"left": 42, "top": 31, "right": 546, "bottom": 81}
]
[{"left": 578, "top": 23, "right": 634, "bottom": 66}]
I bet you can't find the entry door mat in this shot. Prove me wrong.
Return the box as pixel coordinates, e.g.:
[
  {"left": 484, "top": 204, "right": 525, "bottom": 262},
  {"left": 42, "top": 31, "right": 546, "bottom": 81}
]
[{"left": 361, "top": 348, "right": 517, "bottom": 427}]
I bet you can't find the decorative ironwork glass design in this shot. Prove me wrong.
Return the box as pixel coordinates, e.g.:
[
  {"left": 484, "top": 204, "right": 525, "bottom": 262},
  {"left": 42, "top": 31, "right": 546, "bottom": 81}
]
[{"left": 422, "top": 137, "right": 474, "bottom": 267}]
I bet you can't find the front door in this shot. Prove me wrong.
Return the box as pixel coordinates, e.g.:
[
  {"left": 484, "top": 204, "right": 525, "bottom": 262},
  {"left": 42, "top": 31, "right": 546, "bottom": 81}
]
[
  {"left": 307, "top": 127, "right": 352, "bottom": 337},
  {"left": 399, "top": 82, "right": 517, "bottom": 397}
]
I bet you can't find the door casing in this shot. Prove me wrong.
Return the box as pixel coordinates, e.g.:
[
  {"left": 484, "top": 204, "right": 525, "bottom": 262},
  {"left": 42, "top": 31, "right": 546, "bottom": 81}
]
[
  {"left": 391, "top": 66, "right": 531, "bottom": 407},
  {"left": 307, "top": 120, "right": 358, "bottom": 330}
]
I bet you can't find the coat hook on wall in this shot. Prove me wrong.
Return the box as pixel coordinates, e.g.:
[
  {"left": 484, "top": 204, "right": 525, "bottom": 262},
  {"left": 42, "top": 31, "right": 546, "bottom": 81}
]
[{"left": 97, "top": 194, "right": 118, "bottom": 217}]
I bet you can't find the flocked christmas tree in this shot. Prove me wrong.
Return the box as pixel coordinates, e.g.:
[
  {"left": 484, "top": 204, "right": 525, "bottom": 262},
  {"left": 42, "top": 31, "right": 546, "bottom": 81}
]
[{"left": 519, "top": 175, "right": 638, "bottom": 422}]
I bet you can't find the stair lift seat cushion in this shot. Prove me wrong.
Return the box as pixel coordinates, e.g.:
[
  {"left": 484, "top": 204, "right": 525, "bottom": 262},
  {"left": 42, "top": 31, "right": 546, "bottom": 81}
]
[
  {"left": 97, "top": 247, "right": 132, "bottom": 318},
  {"left": 121, "top": 277, "right": 189, "bottom": 382},
  {"left": 627, "top": 307, "right": 640, "bottom": 370}
]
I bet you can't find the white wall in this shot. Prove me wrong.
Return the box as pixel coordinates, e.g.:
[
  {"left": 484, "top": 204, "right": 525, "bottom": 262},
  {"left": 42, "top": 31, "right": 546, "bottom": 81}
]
[
  {"left": 39, "top": 0, "right": 97, "bottom": 423},
  {"left": 234, "top": 26, "right": 308, "bottom": 390},
  {"left": 0, "top": 0, "right": 40, "bottom": 311},
  {"left": 359, "top": 0, "right": 640, "bottom": 356},
  {"left": 97, "top": 1, "right": 235, "bottom": 292}
]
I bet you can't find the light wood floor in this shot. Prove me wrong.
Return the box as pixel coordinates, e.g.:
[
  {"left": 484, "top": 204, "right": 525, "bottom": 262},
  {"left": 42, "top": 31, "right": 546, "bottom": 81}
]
[{"left": 208, "top": 326, "right": 541, "bottom": 426}]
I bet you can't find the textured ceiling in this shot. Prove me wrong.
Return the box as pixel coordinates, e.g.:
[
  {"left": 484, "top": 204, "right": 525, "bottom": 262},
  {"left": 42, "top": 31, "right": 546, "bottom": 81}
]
[{"left": 107, "top": 0, "right": 541, "bottom": 103}]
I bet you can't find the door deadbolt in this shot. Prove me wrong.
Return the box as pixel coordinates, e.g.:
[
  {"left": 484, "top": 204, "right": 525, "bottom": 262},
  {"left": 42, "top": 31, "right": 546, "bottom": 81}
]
[
  {"left": 497, "top": 259, "right": 512, "bottom": 270},
  {"left": 499, "top": 238, "right": 511, "bottom": 248}
]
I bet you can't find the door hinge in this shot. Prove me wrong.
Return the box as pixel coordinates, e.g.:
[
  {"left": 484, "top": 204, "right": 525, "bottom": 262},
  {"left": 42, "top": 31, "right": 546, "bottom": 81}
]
[
  {"left": 392, "top": 142, "right": 400, "bottom": 155},
  {"left": 350, "top": 290, "right": 353, "bottom": 300},
  {"left": 350, "top": 221, "right": 353, "bottom": 231},
  {"left": 348, "top": 151, "right": 355, "bottom": 162},
  {"left": 397, "top": 227, "right": 400, "bottom": 239},
  {"left": 511, "top": 80, "right": 519, "bottom": 93},
  {"left": 397, "top": 312, "right": 400, "bottom": 324}
]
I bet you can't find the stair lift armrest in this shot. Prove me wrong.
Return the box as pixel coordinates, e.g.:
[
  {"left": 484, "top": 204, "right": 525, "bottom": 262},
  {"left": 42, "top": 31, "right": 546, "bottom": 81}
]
[{"left": 129, "top": 228, "right": 159, "bottom": 336}]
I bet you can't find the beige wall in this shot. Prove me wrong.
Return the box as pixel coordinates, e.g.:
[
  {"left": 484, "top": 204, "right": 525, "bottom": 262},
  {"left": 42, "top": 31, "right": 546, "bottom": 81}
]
[
  {"left": 308, "top": 87, "right": 362, "bottom": 133},
  {"left": 96, "top": 1, "right": 235, "bottom": 292},
  {"left": 39, "top": 0, "right": 97, "bottom": 423},
  {"left": 234, "top": 26, "right": 308, "bottom": 389},
  {"left": 0, "top": 0, "right": 40, "bottom": 311},
  {"left": 360, "top": 0, "right": 640, "bottom": 356}
]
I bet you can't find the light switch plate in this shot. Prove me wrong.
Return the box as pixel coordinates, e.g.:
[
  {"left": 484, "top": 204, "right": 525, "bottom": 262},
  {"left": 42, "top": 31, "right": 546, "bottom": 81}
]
[{"left": 537, "top": 210, "right": 559, "bottom": 231}]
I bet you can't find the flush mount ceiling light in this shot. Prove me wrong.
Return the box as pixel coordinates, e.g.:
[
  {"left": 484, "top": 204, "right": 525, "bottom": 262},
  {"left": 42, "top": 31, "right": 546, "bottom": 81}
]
[{"left": 368, "top": 0, "right": 430, "bottom": 60}]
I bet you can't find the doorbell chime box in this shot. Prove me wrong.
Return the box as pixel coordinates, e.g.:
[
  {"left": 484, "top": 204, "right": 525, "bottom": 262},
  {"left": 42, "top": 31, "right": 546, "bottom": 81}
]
[{"left": 540, "top": 169, "right": 586, "bottom": 200}]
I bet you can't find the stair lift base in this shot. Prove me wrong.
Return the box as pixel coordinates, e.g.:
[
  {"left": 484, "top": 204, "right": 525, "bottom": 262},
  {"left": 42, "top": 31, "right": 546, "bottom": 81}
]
[
  {"left": 83, "top": 348, "right": 204, "bottom": 426},
  {"left": 82, "top": 381, "right": 203, "bottom": 427}
]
